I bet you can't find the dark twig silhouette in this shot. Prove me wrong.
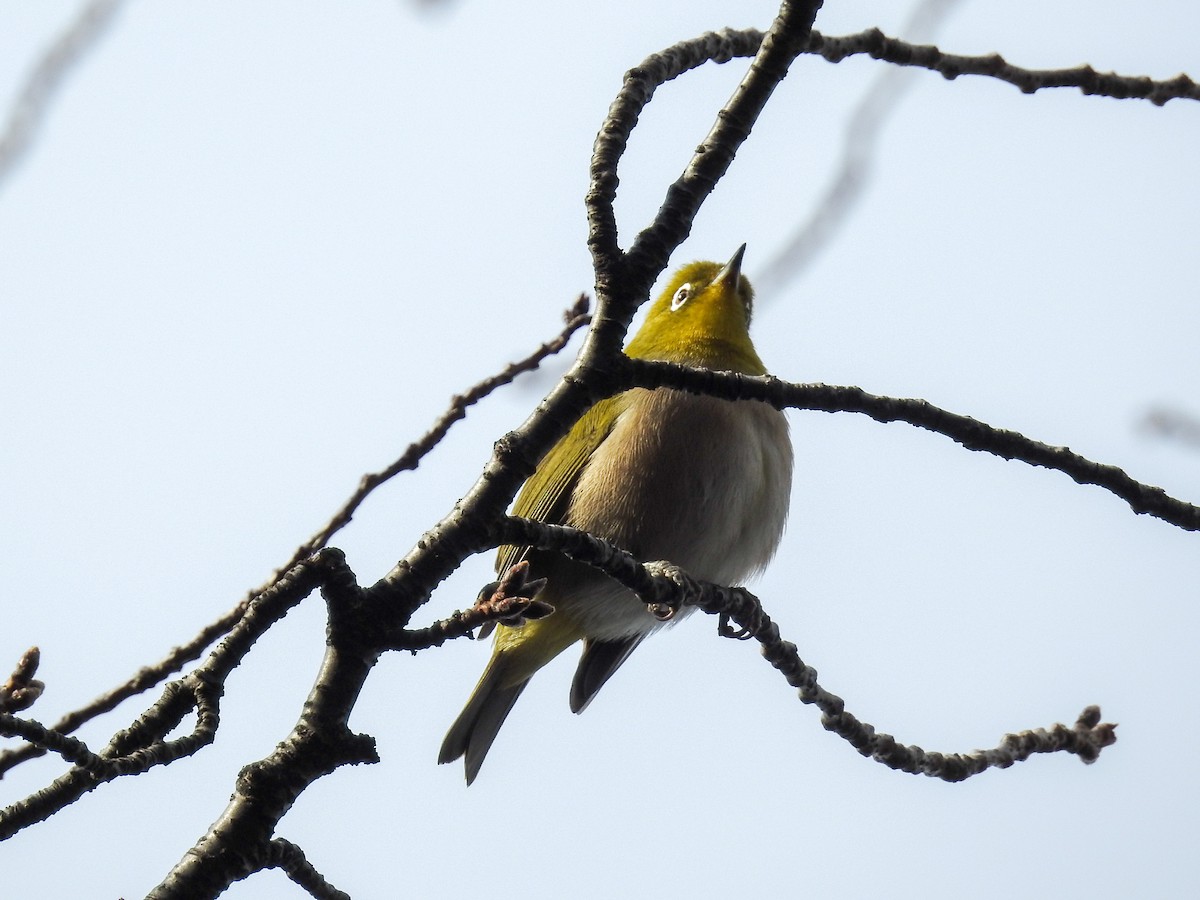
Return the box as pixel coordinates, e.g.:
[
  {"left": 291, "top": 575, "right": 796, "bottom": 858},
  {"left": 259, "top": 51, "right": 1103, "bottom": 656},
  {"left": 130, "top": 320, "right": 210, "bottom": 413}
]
[{"left": 0, "top": 0, "right": 124, "bottom": 189}]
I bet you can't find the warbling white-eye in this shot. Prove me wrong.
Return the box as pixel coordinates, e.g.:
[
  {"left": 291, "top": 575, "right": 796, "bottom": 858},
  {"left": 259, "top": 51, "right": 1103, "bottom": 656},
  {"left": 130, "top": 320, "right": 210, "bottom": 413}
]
[{"left": 439, "top": 245, "right": 793, "bottom": 784}]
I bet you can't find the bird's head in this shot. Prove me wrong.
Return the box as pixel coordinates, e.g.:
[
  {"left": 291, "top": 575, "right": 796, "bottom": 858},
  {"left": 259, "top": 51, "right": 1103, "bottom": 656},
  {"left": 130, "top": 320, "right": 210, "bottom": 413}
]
[{"left": 625, "top": 244, "right": 763, "bottom": 374}]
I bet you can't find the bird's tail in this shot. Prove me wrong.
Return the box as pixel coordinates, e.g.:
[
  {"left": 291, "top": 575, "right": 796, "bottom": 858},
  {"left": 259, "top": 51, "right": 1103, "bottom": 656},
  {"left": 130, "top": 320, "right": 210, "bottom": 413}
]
[
  {"left": 438, "top": 654, "right": 530, "bottom": 786},
  {"left": 440, "top": 615, "right": 583, "bottom": 783}
]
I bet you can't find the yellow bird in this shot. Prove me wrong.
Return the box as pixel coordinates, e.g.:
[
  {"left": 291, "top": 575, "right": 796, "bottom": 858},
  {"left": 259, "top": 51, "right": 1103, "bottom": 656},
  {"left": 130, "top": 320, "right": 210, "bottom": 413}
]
[{"left": 439, "top": 245, "right": 793, "bottom": 783}]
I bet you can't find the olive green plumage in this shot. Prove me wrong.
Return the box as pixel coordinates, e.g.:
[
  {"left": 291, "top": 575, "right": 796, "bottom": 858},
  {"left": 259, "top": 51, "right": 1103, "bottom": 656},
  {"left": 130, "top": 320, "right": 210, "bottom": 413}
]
[{"left": 439, "top": 246, "right": 793, "bottom": 784}]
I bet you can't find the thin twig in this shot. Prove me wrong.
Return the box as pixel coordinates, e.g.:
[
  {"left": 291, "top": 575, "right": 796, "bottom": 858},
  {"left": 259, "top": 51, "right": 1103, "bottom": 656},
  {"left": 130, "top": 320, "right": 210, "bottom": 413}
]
[
  {"left": 0, "top": 551, "right": 342, "bottom": 839},
  {"left": 808, "top": 28, "right": 1200, "bottom": 105},
  {"left": 490, "top": 519, "right": 1118, "bottom": 780},
  {"left": 0, "top": 714, "right": 103, "bottom": 772},
  {"left": 623, "top": 361, "right": 1200, "bottom": 532},
  {"left": 620, "top": 3, "right": 825, "bottom": 318},
  {"left": 0, "top": 0, "right": 125, "bottom": 189},
  {"left": 757, "top": 0, "right": 965, "bottom": 297},
  {"left": 279, "top": 297, "right": 591, "bottom": 576},
  {"left": 147, "top": 549, "right": 378, "bottom": 898},
  {"left": 0, "top": 304, "right": 589, "bottom": 780},
  {"left": 0, "top": 601, "right": 246, "bottom": 778},
  {"left": 585, "top": 26, "right": 768, "bottom": 292},
  {"left": 649, "top": 562, "right": 1117, "bottom": 778},
  {"left": 262, "top": 838, "right": 351, "bottom": 900}
]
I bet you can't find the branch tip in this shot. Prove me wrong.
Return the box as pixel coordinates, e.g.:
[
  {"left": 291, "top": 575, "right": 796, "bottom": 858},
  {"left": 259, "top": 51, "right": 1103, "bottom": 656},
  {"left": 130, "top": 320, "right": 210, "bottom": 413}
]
[{"left": 1, "top": 647, "right": 45, "bottom": 714}]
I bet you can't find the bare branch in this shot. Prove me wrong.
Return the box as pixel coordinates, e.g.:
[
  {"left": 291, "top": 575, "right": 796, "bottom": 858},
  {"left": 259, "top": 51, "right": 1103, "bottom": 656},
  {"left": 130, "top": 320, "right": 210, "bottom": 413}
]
[
  {"left": 0, "top": 303, "right": 590, "bottom": 781},
  {"left": 648, "top": 562, "right": 1117, "bottom": 777},
  {"left": 0, "top": 550, "right": 341, "bottom": 840},
  {"left": 0, "top": 674, "right": 220, "bottom": 839},
  {"left": 757, "top": 0, "right": 965, "bottom": 297},
  {"left": 279, "top": 296, "right": 591, "bottom": 576},
  {"left": 626, "top": 2, "right": 823, "bottom": 273},
  {"left": 149, "top": 550, "right": 378, "bottom": 899},
  {"left": 590, "top": 11, "right": 1194, "bottom": 332},
  {"left": 808, "top": 28, "right": 1200, "bottom": 105},
  {"left": 492, "top": 518, "right": 1117, "bottom": 780},
  {"left": 0, "top": 0, "right": 124, "bottom": 189},
  {"left": 0, "top": 603, "right": 245, "bottom": 778},
  {"left": 586, "top": 1, "right": 824, "bottom": 349},
  {"left": 0, "top": 713, "right": 103, "bottom": 771},
  {"left": 585, "top": 27, "right": 766, "bottom": 282},
  {"left": 262, "top": 838, "right": 351, "bottom": 900},
  {"left": 623, "top": 360, "right": 1200, "bottom": 532}
]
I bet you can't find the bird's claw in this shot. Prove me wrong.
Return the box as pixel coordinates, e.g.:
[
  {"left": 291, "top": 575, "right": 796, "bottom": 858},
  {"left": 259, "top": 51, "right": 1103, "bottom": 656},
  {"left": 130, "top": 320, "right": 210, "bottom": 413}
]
[
  {"left": 717, "top": 591, "right": 764, "bottom": 640},
  {"left": 647, "top": 602, "right": 676, "bottom": 622}
]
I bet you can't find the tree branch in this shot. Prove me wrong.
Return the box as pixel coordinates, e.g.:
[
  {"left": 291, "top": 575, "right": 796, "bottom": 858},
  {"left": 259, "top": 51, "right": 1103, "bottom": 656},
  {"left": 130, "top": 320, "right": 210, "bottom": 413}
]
[
  {"left": 808, "top": 28, "right": 1200, "bottom": 105},
  {"left": 262, "top": 838, "right": 351, "bottom": 900},
  {"left": 649, "top": 562, "right": 1117, "bottom": 777},
  {"left": 148, "top": 550, "right": 377, "bottom": 899},
  {"left": 0, "top": 301, "right": 590, "bottom": 781},
  {"left": 757, "top": 0, "right": 965, "bottom": 297},
  {"left": 491, "top": 518, "right": 1117, "bottom": 780},
  {"left": 279, "top": 296, "right": 592, "bottom": 576},
  {"left": 0, "top": 0, "right": 125, "bottom": 190},
  {"left": 9, "top": 3, "right": 1187, "bottom": 893},
  {"left": 587, "top": 1, "right": 825, "bottom": 358},
  {"left": 0, "top": 549, "right": 339, "bottom": 839},
  {"left": 624, "top": 360, "right": 1200, "bottom": 531},
  {"left": 0, "top": 604, "right": 245, "bottom": 778}
]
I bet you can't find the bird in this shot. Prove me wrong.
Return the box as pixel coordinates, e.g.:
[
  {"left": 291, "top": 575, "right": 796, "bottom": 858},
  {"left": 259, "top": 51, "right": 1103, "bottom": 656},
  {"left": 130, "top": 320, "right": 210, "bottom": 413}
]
[{"left": 439, "top": 245, "right": 793, "bottom": 784}]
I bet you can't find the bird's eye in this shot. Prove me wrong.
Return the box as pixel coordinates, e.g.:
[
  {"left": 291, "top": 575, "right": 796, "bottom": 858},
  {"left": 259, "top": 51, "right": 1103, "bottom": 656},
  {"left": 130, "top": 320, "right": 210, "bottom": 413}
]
[{"left": 670, "top": 283, "right": 691, "bottom": 311}]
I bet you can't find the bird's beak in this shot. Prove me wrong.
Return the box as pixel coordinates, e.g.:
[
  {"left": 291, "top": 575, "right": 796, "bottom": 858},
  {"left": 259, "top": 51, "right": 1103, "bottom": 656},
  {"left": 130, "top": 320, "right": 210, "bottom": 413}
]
[{"left": 713, "top": 243, "right": 747, "bottom": 291}]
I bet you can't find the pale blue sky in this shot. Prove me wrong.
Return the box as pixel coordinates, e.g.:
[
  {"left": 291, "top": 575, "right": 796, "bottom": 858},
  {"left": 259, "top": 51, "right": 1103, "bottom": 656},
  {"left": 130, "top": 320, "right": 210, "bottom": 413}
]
[{"left": 2, "top": 2, "right": 1198, "bottom": 897}]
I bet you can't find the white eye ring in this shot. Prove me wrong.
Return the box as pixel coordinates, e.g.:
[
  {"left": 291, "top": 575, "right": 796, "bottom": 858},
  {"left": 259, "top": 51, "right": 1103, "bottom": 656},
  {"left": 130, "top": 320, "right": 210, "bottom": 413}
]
[{"left": 670, "top": 283, "right": 691, "bottom": 311}]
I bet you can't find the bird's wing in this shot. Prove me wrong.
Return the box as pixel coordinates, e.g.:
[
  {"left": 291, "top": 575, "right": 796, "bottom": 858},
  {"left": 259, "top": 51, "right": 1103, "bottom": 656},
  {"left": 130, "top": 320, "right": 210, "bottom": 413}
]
[{"left": 495, "top": 393, "right": 627, "bottom": 576}]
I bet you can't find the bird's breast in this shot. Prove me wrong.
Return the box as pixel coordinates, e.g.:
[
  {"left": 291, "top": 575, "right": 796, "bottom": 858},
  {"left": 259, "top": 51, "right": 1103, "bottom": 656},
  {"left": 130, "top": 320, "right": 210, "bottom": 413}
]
[{"left": 560, "top": 388, "right": 792, "bottom": 640}]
